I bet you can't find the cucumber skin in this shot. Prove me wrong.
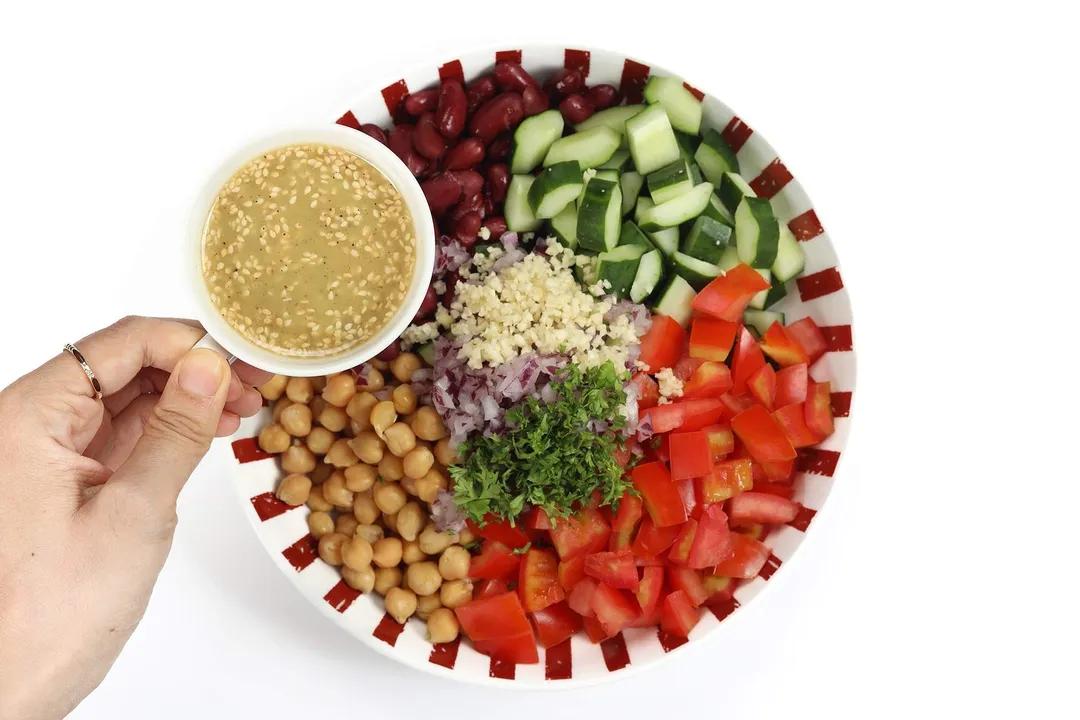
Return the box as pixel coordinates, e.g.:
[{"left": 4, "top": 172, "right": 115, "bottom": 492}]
[
  {"left": 577, "top": 179, "right": 622, "bottom": 253},
  {"left": 619, "top": 220, "right": 655, "bottom": 250},
  {"left": 680, "top": 216, "right": 732, "bottom": 264},
  {"left": 735, "top": 196, "right": 780, "bottom": 269}
]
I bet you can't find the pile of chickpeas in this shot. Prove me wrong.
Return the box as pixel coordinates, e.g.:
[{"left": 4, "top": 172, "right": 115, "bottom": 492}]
[{"left": 256, "top": 351, "right": 472, "bottom": 645}]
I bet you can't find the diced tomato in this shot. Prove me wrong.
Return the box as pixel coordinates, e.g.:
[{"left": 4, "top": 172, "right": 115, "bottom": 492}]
[
  {"left": 567, "top": 576, "right": 599, "bottom": 617},
  {"left": 774, "top": 363, "right": 809, "bottom": 407},
  {"left": 668, "top": 431, "right": 713, "bottom": 480},
  {"left": 631, "top": 461, "right": 688, "bottom": 528},
  {"left": 752, "top": 481, "right": 795, "bottom": 499},
  {"left": 729, "top": 491, "right": 800, "bottom": 525},
  {"left": 530, "top": 601, "right": 582, "bottom": 649},
  {"left": 667, "top": 566, "right": 709, "bottom": 607},
  {"left": 731, "top": 327, "right": 767, "bottom": 395},
  {"left": 672, "top": 355, "right": 705, "bottom": 381},
  {"left": 805, "top": 381, "right": 835, "bottom": 438},
  {"left": 472, "top": 632, "right": 540, "bottom": 664},
  {"left": 672, "top": 398, "right": 725, "bottom": 431},
  {"left": 773, "top": 402, "right": 823, "bottom": 448},
  {"left": 703, "top": 572, "right": 734, "bottom": 604},
  {"left": 455, "top": 591, "right": 534, "bottom": 641},
  {"left": 643, "top": 403, "right": 686, "bottom": 434},
  {"left": 609, "top": 493, "right": 643, "bottom": 551},
  {"left": 638, "top": 314, "right": 686, "bottom": 372},
  {"left": 636, "top": 566, "right": 664, "bottom": 617},
  {"left": 635, "top": 553, "right": 665, "bottom": 567},
  {"left": 676, "top": 478, "right": 698, "bottom": 520},
  {"left": 702, "top": 423, "right": 735, "bottom": 459},
  {"left": 731, "top": 405, "right": 797, "bottom": 462},
  {"left": 691, "top": 264, "right": 771, "bottom": 322},
  {"left": 738, "top": 523, "right": 767, "bottom": 541},
  {"left": 630, "top": 372, "right": 661, "bottom": 410},
  {"left": 550, "top": 507, "right": 611, "bottom": 560},
  {"left": 590, "top": 582, "right": 641, "bottom": 636},
  {"left": 747, "top": 363, "right": 776, "bottom": 411},
  {"left": 697, "top": 458, "right": 753, "bottom": 503},
  {"left": 584, "top": 549, "right": 639, "bottom": 590},
  {"left": 714, "top": 533, "right": 771, "bottom": 579},
  {"left": 468, "top": 515, "right": 530, "bottom": 550},
  {"left": 469, "top": 541, "right": 521, "bottom": 582},
  {"left": 668, "top": 518, "right": 698, "bottom": 565},
  {"left": 518, "top": 547, "right": 565, "bottom": 612},
  {"left": 688, "top": 316, "right": 739, "bottom": 361},
  {"left": 760, "top": 458, "right": 795, "bottom": 482},
  {"left": 474, "top": 578, "right": 509, "bottom": 599},
  {"left": 688, "top": 504, "right": 733, "bottom": 569},
  {"left": 641, "top": 433, "right": 670, "bottom": 463},
  {"left": 682, "top": 361, "right": 734, "bottom": 399},
  {"left": 522, "top": 506, "right": 552, "bottom": 531},
  {"left": 632, "top": 516, "right": 681, "bottom": 557},
  {"left": 759, "top": 322, "right": 809, "bottom": 368},
  {"left": 661, "top": 590, "right": 701, "bottom": 638},
  {"left": 558, "top": 555, "right": 587, "bottom": 590},
  {"left": 785, "top": 317, "right": 828, "bottom": 365},
  {"left": 582, "top": 615, "right": 609, "bottom": 643},
  {"left": 719, "top": 392, "right": 756, "bottom": 419}
]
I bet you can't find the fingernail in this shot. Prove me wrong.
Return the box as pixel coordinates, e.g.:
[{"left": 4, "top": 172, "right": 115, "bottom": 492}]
[{"left": 178, "top": 348, "right": 227, "bottom": 398}]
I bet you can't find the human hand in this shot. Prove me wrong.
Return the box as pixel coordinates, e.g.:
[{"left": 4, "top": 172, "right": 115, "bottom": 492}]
[{"left": 0, "top": 316, "right": 272, "bottom": 720}]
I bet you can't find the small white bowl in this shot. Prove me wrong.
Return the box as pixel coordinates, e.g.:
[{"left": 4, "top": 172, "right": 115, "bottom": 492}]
[{"left": 187, "top": 125, "right": 435, "bottom": 377}]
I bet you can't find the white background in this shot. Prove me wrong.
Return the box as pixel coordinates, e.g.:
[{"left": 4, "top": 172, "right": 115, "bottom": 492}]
[{"left": 2, "top": 1, "right": 1079, "bottom": 718}]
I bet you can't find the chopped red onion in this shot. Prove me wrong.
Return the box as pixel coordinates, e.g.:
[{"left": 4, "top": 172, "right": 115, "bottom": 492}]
[
  {"left": 435, "top": 238, "right": 471, "bottom": 276},
  {"left": 500, "top": 232, "right": 519, "bottom": 250},
  {"left": 491, "top": 247, "right": 527, "bottom": 273},
  {"left": 431, "top": 489, "right": 467, "bottom": 533}
]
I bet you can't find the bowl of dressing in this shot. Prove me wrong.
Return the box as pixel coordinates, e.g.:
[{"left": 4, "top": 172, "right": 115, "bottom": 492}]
[{"left": 188, "top": 125, "right": 435, "bottom": 377}]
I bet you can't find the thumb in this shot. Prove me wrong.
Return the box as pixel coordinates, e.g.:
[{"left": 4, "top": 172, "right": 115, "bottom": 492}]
[{"left": 107, "top": 348, "right": 231, "bottom": 508}]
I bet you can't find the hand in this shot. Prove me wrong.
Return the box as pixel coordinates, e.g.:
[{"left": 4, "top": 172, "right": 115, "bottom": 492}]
[{"left": 0, "top": 316, "right": 272, "bottom": 720}]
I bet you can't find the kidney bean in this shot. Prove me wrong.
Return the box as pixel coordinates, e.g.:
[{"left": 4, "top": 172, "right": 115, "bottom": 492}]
[
  {"left": 493, "top": 63, "right": 539, "bottom": 93},
  {"left": 404, "top": 89, "right": 439, "bottom": 116},
  {"left": 586, "top": 84, "right": 618, "bottom": 110},
  {"left": 435, "top": 80, "right": 467, "bottom": 140},
  {"left": 452, "top": 169, "right": 484, "bottom": 197},
  {"left": 413, "top": 113, "right": 447, "bottom": 160},
  {"left": 559, "top": 94, "right": 595, "bottom": 124},
  {"left": 486, "top": 163, "right": 510, "bottom": 203},
  {"left": 466, "top": 75, "right": 497, "bottom": 114},
  {"left": 420, "top": 172, "right": 463, "bottom": 214},
  {"left": 417, "top": 285, "right": 439, "bottom": 317},
  {"left": 482, "top": 216, "right": 507, "bottom": 240},
  {"left": 482, "top": 192, "right": 496, "bottom": 217},
  {"left": 453, "top": 211, "right": 483, "bottom": 246},
  {"left": 377, "top": 342, "right": 402, "bottom": 361},
  {"left": 522, "top": 85, "right": 549, "bottom": 116},
  {"left": 469, "top": 92, "right": 525, "bottom": 143},
  {"left": 448, "top": 192, "right": 484, "bottom": 225},
  {"left": 487, "top": 134, "right": 512, "bottom": 162},
  {"left": 389, "top": 125, "right": 429, "bottom": 176},
  {"left": 444, "top": 138, "right": 485, "bottom": 170},
  {"left": 358, "top": 123, "right": 388, "bottom": 146},
  {"left": 441, "top": 270, "right": 460, "bottom": 306},
  {"left": 552, "top": 68, "right": 586, "bottom": 96}
]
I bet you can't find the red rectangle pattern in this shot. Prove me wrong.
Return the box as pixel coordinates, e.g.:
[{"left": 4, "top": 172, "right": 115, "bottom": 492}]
[
  {"left": 830, "top": 391, "right": 852, "bottom": 417},
  {"left": 381, "top": 79, "right": 409, "bottom": 118},
  {"left": 708, "top": 597, "right": 741, "bottom": 622},
  {"left": 821, "top": 324, "right": 853, "bottom": 352},
  {"left": 682, "top": 82, "right": 704, "bottom": 101},
  {"left": 373, "top": 612, "right": 405, "bottom": 646},
  {"left": 658, "top": 630, "right": 689, "bottom": 652},
  {"left": 749, "top": 158, "right": 794, "bottom": 199},
  {"left": 564, "top": 48, "right": 590, "bottom": 75},
  {"left": 759, "top": 554, "right": 783, "bottom": 580},
  {"left": 438, "top": 59, "right": 465, "bottom": 84},
  {"left": 720, "top": 117, "right": 753, "bottom": 153},
  {"left": 489, "top": 658, "right": 516, "bottom": 679},
  {"left": 796, "top": 447, "right": 841, "bottom": 477},
  {"left": 619, "top": 59, "right": 650, "bottom": 104},
  {"left": 788, "top": 506, "right": 818, "bottom": 532},
  {"left": 495, "top": 49, "right": 522, "bottom": 64},
  {"left": 428, "top": 637, "right": 462, "bottom": 669},
  {"left": 324, "top": 580, "right": 361, "bottom": 613},
  {"left": 335, "top": 110, "right": 360, "bottom": 130},
  {"left": 600, "top": 633, "right": 630, "bottom": 671},
  {"left": 250, "top": 492, "right": 293, "bottom": 522},
  {"left": 282, "top": 534, "right": 319, "bottom": 571},
  {"left": 788, "top": 209, "right": 824, "bottom": 241},
  {"left": 232, "top": 437, "right": 271, "bottom": 464},
  {"left": 545, "top": 639, "right": 573, "bottom": 680},
  {"left": 797, "top": 268, "right": 845, "bottom": 301}
]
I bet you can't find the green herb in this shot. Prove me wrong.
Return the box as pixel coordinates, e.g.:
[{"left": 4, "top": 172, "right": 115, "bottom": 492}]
[
  {"left": 451, "top": 361, "right": 634, "bottom": 523},
  {"left": 510, "top": 542, "right": 533, "bottom": 555}
]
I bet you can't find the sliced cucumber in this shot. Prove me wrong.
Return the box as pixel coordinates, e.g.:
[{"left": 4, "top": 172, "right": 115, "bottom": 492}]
[
  {"left": 472, "top": 242, "right": 500, "bottom": 257},
  {"left": 718, "top": 171, "right": 756, "bottom": 214},
  {"left": 417, "top": 342, "right": 436, "bottom": 366},
  {"left": 626, "top": 104, "right": 681, "bottom": 175},
  {"left": 747, "top": 268, "right": 772, "bottom": 310},
  {"left": 647, "top": 226, "right": 679, "bottom": 257},
  {"left": 510, "top": 109, "right": 565, "bottom": 174},
  {"left": 528, "top": 161, "right": 584, "bottom": 219},
  {"left": 702, "top": 192, "right": 735, "bottom": 228},
  {"left": 505, "top": 175, "right": 541, "bottom": 232},
  {"left": 763, "top": 279, "right": 788, "bottom": 308},
  {"left": 597, "top": 244, "right": 647, "bottom": 298},
  {"left": 544, "top": 126, "right": 620, "bottom": 169},
  {"left": 634, "top": 196, "right": 654, "bottom": 226},
  {"left": 576, "top": 178, "right": 623, "bottom": 253},
  {"left": 647, "top": 158, "right": 694, "bottom": 204},
  {"left": 735, "top": 196, "right": 780, "bottom": 268},
  {"left": 574, "top": 104, "right": 645, "bottom": 147},
  {"left": 674, "top": 130, "right": 700, "bottom": 163},
  {"left": 643, "top": 76, "right": 703, "bottom": 135},
  {"left": 680, "top": 216, "right": 732, "bottom": 264},
  {"left": 650, "top": 274, "right": 696, "bottom": 327},
  {"left": 694, "top": 128, "right": 740, "bottom": 184},
  {"left": 636, "top": 181, "right": 714, "bottom": 231},
  {"left": 578, "top": 169, "right": 619, "bottom": 206},
  {"left": 743, "top": 309, "right": 784, "bottom": 337},
  {"left": 689, "top": 163, "right": 704, "bottom": 185},
  {"left": 717, "top": 244, "right": 740, "bottom": 272},
  {"left": 630, "top": 249, "right": 664, "bottom": 303},
  {"left": 600, "top": 148, "right": 631, "bottom": 171},
  {"left": 619, "top": 220, "right": 655, "bottom": 249},
  {"left": 673, "top": 251, "right": 723, "bottom": 291},
  {"left": 620, "top": 171, "right": 644, "bottom": 215},
  {"left": 549, "top": 203, "right": 579, "bottom": 250},
  {"left": 770, "top": 224, "right": 805, "bottom": 283}
]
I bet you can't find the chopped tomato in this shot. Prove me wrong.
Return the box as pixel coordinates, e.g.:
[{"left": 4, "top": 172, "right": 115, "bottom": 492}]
[
  {"left": 759, "top": 322, "right": 809, "bottom": 368},
  {"left": 469, "top": 541, "right": 521, "bottom": 582},
  {"left": 752, "top": 481, "right": 796, "bottom": 499},
  {"left": 638, "top": 314, "right": 686, "bottom": 372},
  {"left": 631, "top": 461, "right": 688, "bottom": 528},
  {"left": 738, "top": 523, "right": 767, "bottom": 541},
  {"left": 691, "top": 263, "right": 771, "bottom": 321},
  {"left": 682, "top": 361, "right": 734, "bottom": 399},
  {"left": 720, "top": 392, "right": 756, "bottom": 419},
  {"left": 774, "top": 363, "right": 809, "bottom": 407},
  {"left": 773, "top": 402, "right": 823, "bottom": 448},
  {"left": 518, "top": 547, "right": 565, "bottom": 612},
  {"left": 703, "top": 573, "right": 734, "bottom": 604},
  {"left": 731, "top": 327, "right": 767, "bottom": 395},
  {"left": 661, "top": 590, "right": 701, "bottom": 638},
  {"left": 582, "top": 615, "right": 609, "bottom": 643},
  {"left": 530, "top": 601, "right": 582, "bottom": 649},
  {"left": 455, "top": 591, "right": 534, "bottom": 641},
  {"left": 522, "top": 506, "right": 552, "bottom": 531},
  {"left": 668, "top": 518, "right": 698, "bottom": 565},
  {"left": 643, "top": 403, "right": 686, "bottom": 434},
  {"left": 667, "top": 566, "right": 709, "bottom": 607},
  {"left": 714, "top": 533, "right": 771, "bottom": 579},
  {"left": 760, "top": 457, "right": 795, "bottom": 482},
  {"left": 472, "top": 632, "right": 540, "bottom": 664},
  {"left": 474, "top": 578, "right": 510, "bottom": 599},
  {"left": 697, "top": 458, "right": 753, "bottom": 503},
  {"left": 635, "top": 553, "right": 665, "bottom": 567},
  {"left": 731, "top": 405, "right": 797, "bottom": 462},
  {"left": 669, "top": 431, "right": 713, "bottom": 480},
  {"left": 672, "top": 398, "right": 726, "bottom": 431},
  {"left": 747, "top": 363, "right": 776, "bottom": 410},
  {"left": 550, "top": 507, "right": 610, "bottom": 560},
  {"left": 702, "top": 423, "right": 735, "bottom": 459},
  {"left": 688, "top": 316, "right": 739, "bottom": 361},
  {"left": 641, "top": 433, "right": 670, "bottom": 463},
  {"left": 584, "top": 549, "right": 639, "bottom": 590},
  {"left": 688, "top": 504, "right": 733, "bottom": 569},
  {"left": 676, "top": 478, "right": 698, "bottom": 519},
  {"left": 672, "top": 355, "right": 705, "bottom": 381},
  {"left": 567, "top": 576, "right": 599, "bottom": 617},
  {"left": 609, "top": 493, "right": 643, "bottom": 551},
  {"left": 630, "top": 372, "right": 660, "bottom": 409},
  {"left": 632, "top": 516, "right": 681, "bottom": 557},
  {"left": 785, "top": 317, "right": 828, "bottom": 365},
  {"left": 558, "top": 555, "right": 587, "bottom": 590},
  {"left": 636, "top": 566, "right": 664, "bottom": 617},
  {"left": 590, "top": 582, "right": 641, "bottom": 636},
  {"left": 468, "top": 515, "right": 530, "bottom": 550},
  {"left": 806, "top": 381, "right": 835, "bottom": 438},
  {"left": 729, "top": 491, "right": 800, "bottom": 525}
]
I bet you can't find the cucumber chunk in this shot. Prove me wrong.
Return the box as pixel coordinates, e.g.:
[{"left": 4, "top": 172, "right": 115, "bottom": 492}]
[
  {"left": 417, "top": 342, "right": 436, "bottom": 366},
  {"left": 549, "top": 203, "right": 580, "bottom": 250},
  {"left": 511, "top": 110, "right": 565, "bottom": 174},
  {"left": 689, "top": 163, "right": 704, "bottom": 185},
  {"left": 673, "top": 251, "right": 723, "bottom": 291},
  {"left": 505, "top": 175, "right": 542, "bottom": 232},
  {"left": 763, "top": 279, "right": 788, "bottom": 309},
  {"left": 600, "top": 148, "right": 631, "bottom": 171},
  {"left": 647, "top": 158, "right": 694, "bottom": 204},
  {"left": 575, "top": 105, "right": 646, "bottom": 147},
  {"left": 620, "top": 171, "right": 644, "bottom": 215},
  {"left": 694, "top": 128, "right": 740, "bottom": 183},
  {"left": 650, "top": 274, "right": 696, "bottom": 327},
  {"left": 770, "top": 224, "right": 805, "bottom": 283},
  {"left": 647, "top": 226, "right": 679, "bottom": 257},
  {"left": 680, "top": 216, "right": 732, "bottom": 264},
  {"left": 626, "top": 104, "right": 681, "bottom": 175},
  {"left": 578, "top": 169, "right": 619, "bottom": 206},
  {"left": 643, "top": 76, "right": 703, "bottom": 135},
  {"left": 634, "top": 196, "right": 654, "bottom": 226},
  {"left": 630, "top": 249, "right": 664, "bottom": 303},
  {"left": 717, "top": 244, "right": 740, "bottom": 272},
  {"left": 735, "top": 196, "right": 780, "bottom": 268},
  {"left": 744, "top": 309, "right": 785, "bottom": 337},
  {"left": 619, "top": 220, "right": 655, "bottom": 250},
  {"left": 544, "top": 126, "right": 620, "bottom": 169},
  {"left": 597, "top": 244, "right": 647, "bottom": 298},
  {"left": 528, "top": 161, "right": 584, "bottom": 219},
  {"left": 577, "top": 178, "right": 623, "bottom": 252},
  {"left": 747, "top": 267, "right": 772, "bottom": 309},
  {"left": 718, "top": 171, "right": 756, "bottom": 214},
  {"left": 674, "top": 130, "right": 700, "bottom": 163},
  {"left": 636, "top": 182, "right": 714, "bottom": 231},
  {"left": 702, "top": 192, "right": 735, "bottom": 228}
]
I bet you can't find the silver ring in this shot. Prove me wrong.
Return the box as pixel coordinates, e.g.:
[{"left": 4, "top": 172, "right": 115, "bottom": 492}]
[{"left": 64, "top": 343, "right": 103, "bottom": 401}]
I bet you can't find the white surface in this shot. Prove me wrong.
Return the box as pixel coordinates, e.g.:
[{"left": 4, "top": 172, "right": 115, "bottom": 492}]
[{"left": 0, "top": 1, "right": 1077, "bottom": 718}]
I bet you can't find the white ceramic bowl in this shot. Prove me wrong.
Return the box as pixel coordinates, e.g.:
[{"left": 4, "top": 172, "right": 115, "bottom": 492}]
[
  {"left": 188, "top": 125, "right": 435, "bottom": 377},
  {"left": 228, "top": 45, "right": 856, "bottom": 688}
]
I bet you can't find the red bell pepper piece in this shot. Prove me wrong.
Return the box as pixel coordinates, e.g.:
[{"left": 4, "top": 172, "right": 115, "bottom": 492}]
[
  {"left": 773, "top": 402, "right": 823, "bottom": 448},
  {"left": 631, "top": 461, "right": 688, "bottom": 528},
  {"left": 774, "top": 363, "right": 809, "bottom": 407},
  {"left": 785, "top": 316, "right": 828, "bottom": 365},
  {"left": 731, "top": 326, "right": 766, "bottom": 394},
  {"left": 661, "top": 589, "right": 701, "bottom": 638},
  {"left": 632, "top": 515, "right": 681, "bottom": 558},
  {"left": 638, "top": 314, "right": 686, "bottom": 372},
  {"left": 584, "top": 549, "right": 639, "bottom": 591},
  {"left": 759, "top": 322, "right": 809, "bottom": 368},
  {"left": 668, "top": 431, "right": 713, "bottom": 480},
  {"left": 688, "top": 316, "right": 738, "bottom": 361},
  {"left": 728, "top": 491, "right": 801, "bottom": 525},
  {"left": 691, "top": 263, "right": 771, "bottom": 321},
  {"left": 702, "top": 423, "right": 734, "bottom": 459},
  {"left": 747, "top": 363, "right": 776, "bottom": 410},
  {"left": 697, "top": 457, "right": 753, "bottom": 503},
  {"left": 609, "top": 493, "right": 643, "bottom": 551},
  {"left": 688, "top": 504, "right": 733, "bottom": 569},
  {"left": 629, "top": 372, "right": 660, "bottom": 410},
  {"left": 682, "top": 361, "right": 734, "bottom": 399},
  {"left": 714, "top": 533, "right": 771, "bottom": 579},
  {"left": 731, "top": 404, "right": 797, "bottom": 462},
  {"left": 805, "top": 381, "right": 835, "bottom": 438}
]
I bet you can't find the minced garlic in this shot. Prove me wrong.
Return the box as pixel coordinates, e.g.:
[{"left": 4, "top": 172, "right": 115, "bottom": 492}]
[{"left": 656, "top": 367, "right": 684, "bottom": 400}]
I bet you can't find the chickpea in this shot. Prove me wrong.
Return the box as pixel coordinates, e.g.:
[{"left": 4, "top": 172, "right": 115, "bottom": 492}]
[
  {"left": 341, "top": 535, "right": 373, "bottom": 570},
  {"left": 382, "top": 512, "right": 398, "bottom": 533},
  {"left": 369, "top": 358, "right": 390, "bottom": 372},
  {"left": 426, "top": 608, "right": 460, "bottom": 644},
  {"left": 414, "top": 469, "right": 447, "bottom": 503},
  {"left": 307, "top": 511, "right": 334, "bottom": 539},
  {"left": 310, "top": 397, "right": 328, "bottom": 425},
  {"left": 383, "top": 423, "right": 416, "bottom": 458},
  {"left": 346, "top": 391, "right": 378, "bottom": 425},
  {"left": 396, "top": 501, "right": 425, "bottom": 542},
  {"left": 281, "top": 445, "right": 317, "bottom": 474},
  {"left": 348, "top": 431, "right": 384, "bottom": 465},
  {"left": 311, "top": 462, "right": 333, "bottom": 485},
  {"left": 406, "top": 561, "right": 443, "bottom": 596},
  {"left": 416, "top": 593, "right": 443, "bottom": 621},
  {"left": 279, "top": 403, "right": 312, "bottom": 438},
  {"left": 306, "top": 485, "right": 334, "bottom": 512},
  {"left": 370, "top": 401, "right": 398, "bottom": 438},
  {"left": 390, "top": 352, "right": 422, "bottom": 383},
  {"left": 318, "top": 532, "right": 347, "bottom": 566},
  {"left": 257, "top": 374, "right": 288, "bottom": 401},
  {"left": 439, "top": 546, "right": 471, "bottom": 581},
  {"left": 412, "top": 406, "right": 447, "bottom": 442},
  {"left": 378, "top": 453, "right": 405, "bottom": 481},
  {"left": 402, "top": 539, "right": 428, "bottom": 565},
  {"left": 456, "top": 526, "right": 477, "bottom": 546},
  {"left": 439, "top": 579, "right": 473, "bottom": 609},
  {"left": 318, "top": 404, "right": 349, "bottom": 433},
  {"left": 403, "top": 446, "right": 434, "bottom": 479},
  {"left": 434, "top": 438, "right": 459, "bottom": 467},
  {"left": 372, "top": 537, "right": 403, "bottom": 568},
  {"left": 285, "top": 377, "right": 314, "bottom": 404},
  {"left": 392, "top": 384, "right": 417, "bottom": 415},
  {"left": 403, "top": 412, "right": 418, "bottom": 428},
  {"left": 335, "top": 513, "right": 359, "bottom": 537},
  {"left": 373, "top": 567, "right": 402, "bottom": 595},
  {"left": 352, "top": 490, "right": 380, "bottom": 525},
  {"left": 305, "top": 426, "right": 336, "bottom": 455},
  {"left": 311, "top": 375, "right": 328, "bottom": 393},
  {"left": 400, "top": 475, "right": 418, "bottom": 496},
  {"left": 322, "top": 471, "right": 354, "bottom": 509},
  {"left": 272, "top": 398, "right": 293, "bottom": 423},
  {"left": 344, "top": 463, "right": 377, "bottom": 492},
  {"left": 373, "top": 482, "right": 408, "bottom": 515},
  {"left": 341, "top": 565, "right": 375, "bottom": 593},
  {"left": 356, "top": 366, "right": 385, "bottom": 393},
  {"left": 325, "top": 438, "right": 359, "bottom": 468},
  {"left": 322, "top": 373, "right": 357, "bottom": 408},
  {"left": 384, "top": 587, "right": 417, "bottom": 623},
  {"left": 418, "top": 525, "right": 454, "bottom": 555},
  {"left": 258, "top": 424, "right": 291, "bottom": 454},
  {"left": 275, "top": 473, "right": 311, "bottom": 506},
  {"left": 353, "top": 523, "right": 384, "bottom": 545}
]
